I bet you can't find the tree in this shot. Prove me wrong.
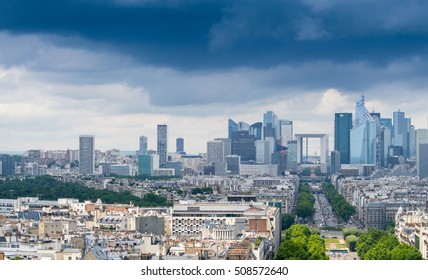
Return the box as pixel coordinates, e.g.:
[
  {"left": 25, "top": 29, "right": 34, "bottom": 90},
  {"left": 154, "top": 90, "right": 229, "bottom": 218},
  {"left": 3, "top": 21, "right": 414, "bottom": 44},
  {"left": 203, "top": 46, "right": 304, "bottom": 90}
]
[
  {"left": 385, "top": 220, "right": 395, "bottom": 234},
  {"left": 191, "top": 187, "right": 213, "bottom": 195},
  {"left": 364, "top": 243, "right": 392, "bottom": 260},
  {"left": 391, "top": 244, "right": 422, "bottom": 260},
  {"left": 275, "top": 238, "right": 309, "bottom": 260},
  {"left": 284, "top": 224, "right": 311, "bottom": 240},
  {"left": 356, "top": 228, "right": 388, "bottom": 259},
  {"left": 0, "top": 176, "right": 172, "bottom": 207},
  {"left": 356, "top": 232, "right": 374, "bottom": 259},
  {"left": 295, "top": 184, "right": 316, "bottom": 219},
  {"left": 295, "top": 200, "right": 315, "bottom": 219},
  {"left": 276, "top": 225, "right": 328, "bottom": 260},
  {"left": 345, "top": 235, "right": 359, "bottom": 252},
  {"left": 364, "top": 235, "right": 398, "bottom": 260},
  {"left": 254, "top": 236, "right": 264, "bottom": 248},
  {"left": 343, "top": 228, "right": 366, "bottom": 239},
  {"left": 308, "top": 234, "right": 329, "bottom": 260},
  {"left": 282, "top": 213, "right": 295, "bottom": 231},
  {"left": 355, "top": 228, "right": 421, "bottom": 260},
  {"left": 322, "top": 183, "right": 355, "bottom": 221},
  {"left": 301, "top": 168, "right": 311, "bottom": 176}
]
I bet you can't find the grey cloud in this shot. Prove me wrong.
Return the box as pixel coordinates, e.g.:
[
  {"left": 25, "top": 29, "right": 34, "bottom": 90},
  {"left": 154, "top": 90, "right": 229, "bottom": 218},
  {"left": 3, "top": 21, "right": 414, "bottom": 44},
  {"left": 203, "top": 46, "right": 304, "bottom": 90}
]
[{"left": 294, "top": 16, "right": 331, "bottom": 41}]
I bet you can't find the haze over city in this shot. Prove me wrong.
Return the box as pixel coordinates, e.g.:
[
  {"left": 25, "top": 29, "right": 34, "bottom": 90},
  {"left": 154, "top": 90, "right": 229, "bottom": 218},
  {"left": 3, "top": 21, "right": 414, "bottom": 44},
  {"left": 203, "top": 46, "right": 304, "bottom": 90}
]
[{"left": 1, "top": 1, "right": 428, "bottom": 153}]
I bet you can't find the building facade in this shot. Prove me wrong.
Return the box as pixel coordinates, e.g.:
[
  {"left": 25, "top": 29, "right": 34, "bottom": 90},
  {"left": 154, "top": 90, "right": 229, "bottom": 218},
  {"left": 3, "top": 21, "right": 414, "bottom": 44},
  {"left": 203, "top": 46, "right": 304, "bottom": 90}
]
[
  {"left": 79, "top": 135, "right": 95, "bottom": 175},
  {"left": 139, "top": 136, "right": 148, "bottom": 155},
  {"left": 350, "top": 96, "right": 380, "bottom": 166},
  {"left": 263, "top": 111, "right": 278, "bottom": 140},
  {"left": 0, "top": 154, "right": 15, "bottom": 176},
  {"left": 176, "top": 137, "right": 184, "bottom": 154},
  {"left": 138, "top": 154, "right": 160, "bottom": 176},
  {"left": 416, "top": 129, "right": 428, "bottom": 179},
  {"left": 157, "top": 124, "right": 168, "bottom": 166},
  {"left": 231, "top": 131, "right": 256, "bottom": 162},
  {"left": 334, "top": 113, "right": 352, "bottom": 164}
]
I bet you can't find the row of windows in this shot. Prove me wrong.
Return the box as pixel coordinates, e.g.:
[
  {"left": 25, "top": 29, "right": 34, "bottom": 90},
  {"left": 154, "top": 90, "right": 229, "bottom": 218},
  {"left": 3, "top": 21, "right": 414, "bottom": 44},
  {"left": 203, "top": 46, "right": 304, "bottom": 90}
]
[
  {"left": 173, "top": 214, "right": 242, "bottom": 217},
  {"left": 173, "top": 226, "right": 201, "bottom": 230},
  {"left": 172, "top": 231, "right": 201, "bottom": 235},
  {"left": 175, "top": 219, "right": 226, "bottom": 224},
  {"left": 0, "top": 203, "right": 14, "bottom": 207}
]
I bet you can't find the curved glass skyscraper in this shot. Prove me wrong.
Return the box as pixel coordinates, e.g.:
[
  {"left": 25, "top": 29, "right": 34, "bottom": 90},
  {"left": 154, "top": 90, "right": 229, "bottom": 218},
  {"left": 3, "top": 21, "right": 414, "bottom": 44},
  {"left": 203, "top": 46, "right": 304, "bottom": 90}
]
[
  {"left": 228, "top": 119, "right": 238, "bottom": 139},
  {"left": 350, "top": 96, "right": 380, "bottom": 165}
]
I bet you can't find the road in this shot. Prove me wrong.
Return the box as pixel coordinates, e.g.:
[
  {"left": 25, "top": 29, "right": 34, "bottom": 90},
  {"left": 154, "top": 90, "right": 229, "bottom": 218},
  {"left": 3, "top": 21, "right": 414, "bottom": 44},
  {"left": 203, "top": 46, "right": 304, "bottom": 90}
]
[
  {"left": 313, "top": 193, "right": 338, "bottom": 228},
  {"left": 313, "top": 191, "right": 360, "bottom": 229}
]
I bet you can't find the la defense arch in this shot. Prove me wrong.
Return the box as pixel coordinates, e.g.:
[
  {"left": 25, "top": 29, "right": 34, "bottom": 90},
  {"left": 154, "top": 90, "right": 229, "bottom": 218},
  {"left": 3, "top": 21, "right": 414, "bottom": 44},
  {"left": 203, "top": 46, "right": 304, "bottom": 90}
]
[{"left": 294, "top": 134, "right": 329, "bottom": 165}]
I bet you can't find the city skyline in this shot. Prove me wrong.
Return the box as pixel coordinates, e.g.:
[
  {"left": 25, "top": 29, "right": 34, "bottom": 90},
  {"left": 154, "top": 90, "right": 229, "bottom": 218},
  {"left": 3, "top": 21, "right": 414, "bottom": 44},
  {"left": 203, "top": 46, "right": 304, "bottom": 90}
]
[
  {"left": 1, "top": 1, "right": 428, "bottom": 154},
  {"left": 0, "top": 100, "right": 426, "bottom": 156}
]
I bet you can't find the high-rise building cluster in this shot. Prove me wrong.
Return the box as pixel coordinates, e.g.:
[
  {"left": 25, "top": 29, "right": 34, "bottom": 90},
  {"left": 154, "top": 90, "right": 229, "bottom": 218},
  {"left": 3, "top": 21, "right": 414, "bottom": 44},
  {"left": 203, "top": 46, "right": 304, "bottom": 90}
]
[
  {"left": 207, "top": 111, "right": 295, "bottom": 176},
  {"left": 334, "top": 95, "right": 428, "bottom": 179},
  {"left": 2, "top": 95, "right": 427, "bottom": 180}
]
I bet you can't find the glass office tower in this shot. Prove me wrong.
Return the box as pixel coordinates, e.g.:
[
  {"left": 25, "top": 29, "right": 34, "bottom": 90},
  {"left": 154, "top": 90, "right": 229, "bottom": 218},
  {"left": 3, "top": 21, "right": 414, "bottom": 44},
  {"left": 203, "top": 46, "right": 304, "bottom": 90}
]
[{"left": 334, "top": 113, "right": 352, "bottom": 164}]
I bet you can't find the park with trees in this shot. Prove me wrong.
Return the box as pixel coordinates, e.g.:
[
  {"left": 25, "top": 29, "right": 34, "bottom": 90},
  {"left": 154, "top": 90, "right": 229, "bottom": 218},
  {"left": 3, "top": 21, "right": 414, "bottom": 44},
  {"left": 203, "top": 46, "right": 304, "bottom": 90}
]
[{"left": 0, "top": 176, "right": 172, "bottom": 207}]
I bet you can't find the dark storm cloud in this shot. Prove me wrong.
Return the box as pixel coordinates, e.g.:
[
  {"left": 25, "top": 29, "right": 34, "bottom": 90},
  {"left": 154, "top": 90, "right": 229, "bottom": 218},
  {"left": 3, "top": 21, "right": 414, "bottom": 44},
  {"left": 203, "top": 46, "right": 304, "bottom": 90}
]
[
  {"left": 1, "top": 0, "right": 428, "bottom": 70},
  {"left": 1, "top": 0, "right": 428, "bottom": 109},
  {"left": 0, "top": 0, "right": 225, "bottom": 68}
]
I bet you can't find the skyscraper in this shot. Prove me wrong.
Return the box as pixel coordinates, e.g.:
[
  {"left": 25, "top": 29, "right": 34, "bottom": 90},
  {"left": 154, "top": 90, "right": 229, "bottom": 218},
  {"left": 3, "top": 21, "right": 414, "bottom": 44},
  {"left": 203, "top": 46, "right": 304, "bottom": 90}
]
[
  {"left": 418, "top": 144, "right": 428, "bottom": 179},
  {"left": 330, "top": 150, "right": 341, "bottom": 174},
  {"left": 0, "top": 154, "right": 15, "bottom": 176},
  {"left": 207, "top": 140, "right": 225, "bottom": 164},
  {"left": 379, "top": 117, "right": 393, "bottom": 166},
  {"left": 79, "top": 135, "right": 95, "bottom": 175},
  {"left": 256, "top": 140, "right": 270, "bottom": 164},
  {"left": 334, "top": 113, "right": 352, "bottom": 164},
  {"left": 287, "top": 140, "right": 298, "bottom": 173},
  {"left": 279, "top": 120, "right": 293, "bottom": 147},
  {"left": 139, "top": 136, "right": 148, "bottom": 155},
  {"left": 207, "top": 140, "right": 226, "bottom": 175},
  {"left": 225, "top": 155, "right": 240, "bottom": 175},
  {"left": 416, "top": 129, "right": 428, "bottom": 179},
  {"left": 176, "top": 137, "right": 184, "bottom": 154},
  {"left": 214, "top": 138, "right": 232, "bottom": 158},
  {"left": 350, "top": 96, "right": 380, "bottom": 165},
  {"left": 380, "top": 118, "right": 393, "bottom": 132},
  {"left": 138, "top": 154, "right": 159, "bottom": 176},
  {"left": 231, "top": 131, "right": 256, "bottom": 162},
  {"left": 250, "top": 122, "right": 263, "bottom": 141},
  {"left": 238, "top": 122, "right": 250, "bottom": 131},
  {"left": 393, "top": 110, "right": 411, "bottom": 158},
  {"left": 380, "top": 126, "right": 392, "bottom": 167},
  {"left": 228, "top": 119, "right": 238, "bottom": 139},
  {"left": 229, "top": 119, "right": 262, "bottom": 140},
  {"left": 157, "top": 124, "right": 168, "bottom": 166},
  {"left": 410, "top": 125, "right": 416, "bottom": 158},
  {"left": 263, "top": 111, "right": 278, "bottom": 140},
  {"left": 255, "top": 137, "right": 275, "bottom": 164}
]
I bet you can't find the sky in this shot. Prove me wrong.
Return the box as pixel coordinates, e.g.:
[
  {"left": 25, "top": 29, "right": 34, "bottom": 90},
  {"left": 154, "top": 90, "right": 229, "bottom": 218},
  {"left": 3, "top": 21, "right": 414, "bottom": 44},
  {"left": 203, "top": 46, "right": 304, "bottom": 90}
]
[{"left": 1, "top": 0, "right": 428, "bottom": 154}]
